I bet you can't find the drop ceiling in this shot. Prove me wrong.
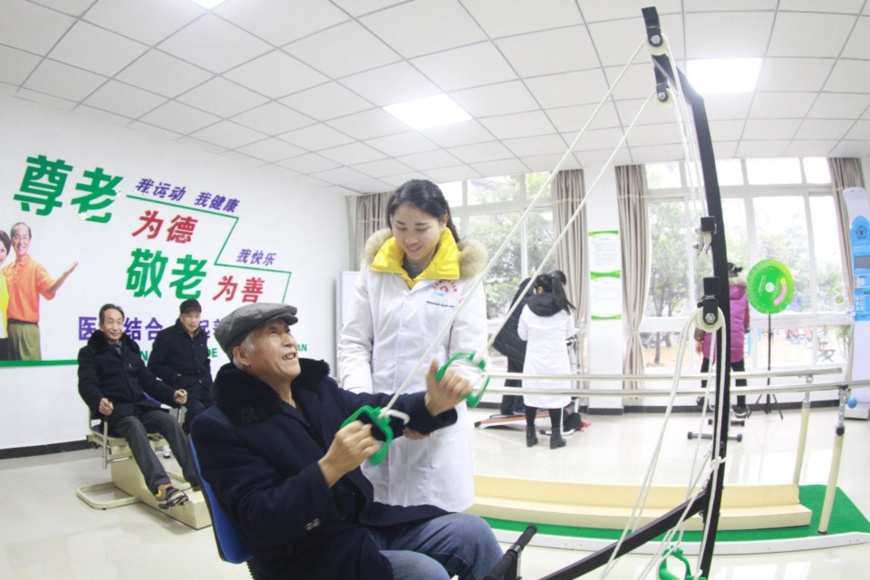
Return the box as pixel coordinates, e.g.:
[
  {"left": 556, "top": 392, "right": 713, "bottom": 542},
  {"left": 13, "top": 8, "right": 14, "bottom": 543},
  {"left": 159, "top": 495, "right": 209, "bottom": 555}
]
[{"left": 2, "top": 0, "right": 869, "bottom": 195}]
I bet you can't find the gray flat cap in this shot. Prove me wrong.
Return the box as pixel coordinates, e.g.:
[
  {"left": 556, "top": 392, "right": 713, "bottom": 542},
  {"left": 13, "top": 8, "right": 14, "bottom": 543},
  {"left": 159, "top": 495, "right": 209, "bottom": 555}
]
[{"left": 215, "top": 303, "right": 298, "bottom": 357}]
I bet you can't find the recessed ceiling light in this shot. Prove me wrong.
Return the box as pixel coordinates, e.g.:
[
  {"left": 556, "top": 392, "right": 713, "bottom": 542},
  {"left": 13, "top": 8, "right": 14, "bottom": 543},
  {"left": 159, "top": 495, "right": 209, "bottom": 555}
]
[
  {"left": 188, "top": 0, "right": 226, "bottom": 8},
  {"left": 384, "top": 95, "right": 471, "bottom": 130},
  {"left": 686, "top": 58, "right": 762, "bottom": 95}
]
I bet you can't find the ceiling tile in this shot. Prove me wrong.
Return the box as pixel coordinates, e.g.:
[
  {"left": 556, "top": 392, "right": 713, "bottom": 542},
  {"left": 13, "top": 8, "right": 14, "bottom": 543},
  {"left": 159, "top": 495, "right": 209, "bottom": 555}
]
[
  {"left": 326, "top": 108, "right": 408, "bottom": 140},
  {"left": 424, "top": 165, "right": 482, "bottom": 183},
  {"left": 735, "top": 140, "right": 790, "bottom": 157},
  {"left": 829, "top": 139, "right": 870, "bottom": 157},
  {"left": 139, "top": 101, "right": 220, "bottom": 135},
  {"left": 190, "top": 121, "right": 267, "bottom": 149},
  {"left": 605, "top": 64, "right": 659, "bottom": 101},
  {"left": 177, "top": 136, "right": 227, "bottom": 154},
  {"left": 158, "top": 14, "right": 272, "bottom": 74},
  {"left": 115, "top": 50, "right": 213, "bottom": 98},
  {"left": 342, "top": 178, "right": 395, "bottom": 194},
  {"left": 471, "top": 158, "right": 530, "bottom": 178},
  {"left": 411, "top": 42, "right": 517, "bottom": 92},
  {"left": 0, "top": 0, "right": 75, "bottom": 54},
  {"left": 496, "top": 26, "right": 599, "bottom": 78},
  {"left": 14, "top": 87, "right": 77, "bottom": 110},
  {"left": 569, "top": 127, "right": 625, "bottom": 152},
  {"left": 279, "top": 83, "right": 373, "bottom": 121},
  {"left": 23, "top": 59, "right": 106, "bottom": 101},
  {"left": 47, "top": 21, "right": 148, "bottom": 77},
  {"left": 418, "top": 120, "right": 494, "bottom": 147},
  {"left": 749, "top": 92, "right": 817, "bottom": 118},
  {"left": 176, "top": 77, "right": 269, "bottom": 117},
  {"left": 825, "top": 59, "right": 870, "bottom": 93},
  {"left": 396, "top": 149, "right": 463, "bottom": 171},
  {"left": 502, "top": 134, "right": 569, "bottom": 157},
  {"left": 231, "top": 102, "right": 315, "bottom": 135},
  {"left": 340, "top": 62, "right": 440, "bottom": 106},
  {"left": 277, "top": 153, "right": 341, "bottom": 174},
  {"left": 236, "top": 138, "right": 306, "bottom": 163},
  {"left": 794, "top": 119, "right": 854, "bottom": 140},
  {"left": 580, "top": 0, "right": 683, "bottom": 23},
  {"left": 463, "top": 0, "right": 582, "bottom": 37},
  {"left": 573, "top": 148, "right": 632, "bottom": 168},
  {"left": 452, "top": 80, "right": 539, "bottom": 117},
  {"left": 808, "top": 93, "right": 870, "bottom": 119},
  {"left": 841, "top": 16, "right": 870, "bottom": 59},
  {"left": 778, "top": 0, "right": 865, "bottom": 14},
  {"left": 741, "top": 118, "right": 801, "bottom": 140},
  {"left": 128, "top": 120, "right": 183, "bottom": 141},
  {"left": 522, "top": 153, "right": 582, "bottom": 173},
  {"left": 0, "top": 45, "right": 41, "bottom": 85},
  {"left": 287, "top": 20, "right": 401, "bottom": 79},
  {"left": 699, "top": 93, "right": 754, "bottom": 120},
  {"left": 224, "top": 51, "right": 328, "bottom": 99},
  {"left": 361, "top": 0, "right": 487, "bottom": 58},
  {"left": 31, "top": 0, "right": 93, "bottom": 17},
  {"left": 82, "top": 80, "right": 166, "bottom": 118},
  {"left": 757, "top": 58, "right": 834, "bottom": 92},
  {"left": 547, "top": 102, "right": 622, "bottom": 133},
  {"left": 845, "top": 120, "right": 870, "bottom": 139},
  {"left": 783, "top": 140, "right": 838, "bottom": 157},
  {"left": 310, "top": 166, "right": 371, "bottom": 185},
  {"left": 365, "top": 131, "right": 439, "bottom": 156},
  {"left": 709, "top": 120, "right": 746, "bottom": 141},
  {"left": 330, "top": 0, "right": 407, "bottom": 17},
  {"left": 768, "top": 13, "right": 854, "bottom": 58},
  {"left": 626, "top": 123, "right": 683, "bottom": 147},
  {"left": 82, "top": 0, "right": 204, "bottom": 45},
  {"left": 628, "top": 144, "right": 686, "bottom": 163},
  {"left": 74, "top": 104, "right": 132, "bottom": 127},
  {"left": 479, "top": 111, "right": 557, "bottom": 140},
  {"left": 278, "top": 124, "right": 354, "bottom": 150},
  {"left": 215, "top": 0, "right": 349, "bottom": 46},
  {"left": 351, "top": 158, "right": 415, "bottom": 179},
  {"left": 448, "top": 141, "right": 514, "bottom": 164},
  {"left": 319, "top": 142, "right": 386, "bottom": 165},
  {"left": 684, "top": 12, "right": 774, "bottom": 58},
  {"left": 525, "top": 70, "right": 611, "bottom": 109},
  {"left": 711, "top": 141, "right": 739, "bottom": 159}
]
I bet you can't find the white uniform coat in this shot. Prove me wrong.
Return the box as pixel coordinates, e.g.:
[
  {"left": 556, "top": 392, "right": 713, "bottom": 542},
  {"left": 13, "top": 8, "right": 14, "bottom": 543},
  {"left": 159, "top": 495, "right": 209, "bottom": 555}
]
[
  {"left": 518, "top": 304, "right": 577, "bottom": 409},
  {"left": 338, "top": 229, "right": 487, "bottom": 512}
]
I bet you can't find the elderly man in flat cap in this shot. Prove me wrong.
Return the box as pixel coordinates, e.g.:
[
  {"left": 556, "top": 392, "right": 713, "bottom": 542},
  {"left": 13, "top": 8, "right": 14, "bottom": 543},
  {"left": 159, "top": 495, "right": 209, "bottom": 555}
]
[
  {"left": 148, "top": 298, "right": 214, "bottom": 433},
  {"left": 190, "top": 303, "right": 502, "bottom": 580}
]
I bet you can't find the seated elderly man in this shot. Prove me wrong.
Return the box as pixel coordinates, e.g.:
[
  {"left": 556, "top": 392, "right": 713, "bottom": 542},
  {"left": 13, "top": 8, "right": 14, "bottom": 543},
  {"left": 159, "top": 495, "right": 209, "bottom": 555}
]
[
  {"left": 78, "top": 303, "right": 200, "bottom": 509},
  {"left": 191, "top": 303, "right": 503, "bottom": 580}
]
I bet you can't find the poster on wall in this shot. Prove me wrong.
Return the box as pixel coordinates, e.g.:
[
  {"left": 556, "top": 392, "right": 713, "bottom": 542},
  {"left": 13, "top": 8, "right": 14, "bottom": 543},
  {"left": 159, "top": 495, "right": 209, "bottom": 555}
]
[
  {"left": 588, "top": 230, "right": 622, "bottom": 320},
  {"left": 0, "top": 151, "right": 293, "bottom": 365}
]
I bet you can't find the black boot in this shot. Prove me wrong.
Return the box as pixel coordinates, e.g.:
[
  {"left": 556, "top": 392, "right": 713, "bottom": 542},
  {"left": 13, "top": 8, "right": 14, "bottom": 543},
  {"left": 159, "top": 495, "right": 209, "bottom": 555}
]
[
  {"left": 550, "top": 426, "right": 566, "bottom": 449},
  {"left": 526, "top": 425, "right": 538, "bottom": 447}
]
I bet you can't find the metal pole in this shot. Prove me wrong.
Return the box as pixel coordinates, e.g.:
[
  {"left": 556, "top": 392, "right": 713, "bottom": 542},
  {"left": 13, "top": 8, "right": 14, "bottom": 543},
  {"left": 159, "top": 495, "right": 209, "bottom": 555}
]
[
  {"left": 818, "top": 385, "right": 849, "bottom": 534},
  {"left": 793, "top": 390, "right": 811, "bottom": 485}
]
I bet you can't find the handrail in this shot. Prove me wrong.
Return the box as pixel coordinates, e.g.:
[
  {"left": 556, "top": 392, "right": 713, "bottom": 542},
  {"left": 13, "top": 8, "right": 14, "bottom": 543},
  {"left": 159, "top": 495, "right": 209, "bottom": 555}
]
[{"left": 490, "top": 367, "right": 843, "bottom": 382}]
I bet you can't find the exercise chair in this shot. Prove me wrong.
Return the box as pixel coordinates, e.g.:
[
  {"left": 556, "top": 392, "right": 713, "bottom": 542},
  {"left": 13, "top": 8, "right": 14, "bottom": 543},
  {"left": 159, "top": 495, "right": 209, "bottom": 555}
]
[
  {"left": 190, "top": 435, "right": 260, "bottom": 579},
  {"left": 75, "top": 402, "right": 212, "bottom": 529}
]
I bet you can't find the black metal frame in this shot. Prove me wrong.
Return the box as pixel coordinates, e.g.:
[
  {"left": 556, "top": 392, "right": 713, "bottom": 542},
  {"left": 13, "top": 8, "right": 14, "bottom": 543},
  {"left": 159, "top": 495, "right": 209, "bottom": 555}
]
[{"left": 537, "top": 7, "right": 732, "bottom": 578}]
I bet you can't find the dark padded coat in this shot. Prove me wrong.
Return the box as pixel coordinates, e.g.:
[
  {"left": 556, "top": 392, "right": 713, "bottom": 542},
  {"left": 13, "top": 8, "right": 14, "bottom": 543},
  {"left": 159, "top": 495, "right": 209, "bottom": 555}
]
[
  {"left": 148, "top": 319, "right": 213, "bottom": 395},
  {"left": 77, "top": 330, "right": 179, "bottom": 427},
  {"left": 190, "top": 359, "right": 457, "bottom": 580}
]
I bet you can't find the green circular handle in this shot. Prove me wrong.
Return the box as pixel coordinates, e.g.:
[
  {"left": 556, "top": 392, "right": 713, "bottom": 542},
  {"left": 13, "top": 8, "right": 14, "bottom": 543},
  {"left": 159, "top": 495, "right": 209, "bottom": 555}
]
[
  {"left": 341, "top": 405, "right": 393, "bottom": 466},
  {"left": 746, "top": 259, "right": 794, "bottom": 315},
  {"left": 435, "top": 352, "right": 490, "bottom": 408},
  {"left": 658, "top": 547, "right": 696, "bottom": 580}
]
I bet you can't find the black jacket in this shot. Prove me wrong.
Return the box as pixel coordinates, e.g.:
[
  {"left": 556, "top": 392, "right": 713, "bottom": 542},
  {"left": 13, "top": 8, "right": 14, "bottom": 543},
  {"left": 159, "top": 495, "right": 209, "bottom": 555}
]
[
  {"left": 78, "top": 331, "right": 180, "bottom": 427},
  {"left": 190, "top": 359, "right": 456, "bottom": 580},
  {"left": 148, "top": 319, "right": 213, "bottom": 393}
]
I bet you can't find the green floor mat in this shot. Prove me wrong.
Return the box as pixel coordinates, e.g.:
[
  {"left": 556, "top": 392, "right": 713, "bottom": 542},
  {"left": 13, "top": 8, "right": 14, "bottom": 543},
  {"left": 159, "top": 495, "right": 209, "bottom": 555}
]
[{"left": 484, "top": 485, "right": 870, "bottom": 542}]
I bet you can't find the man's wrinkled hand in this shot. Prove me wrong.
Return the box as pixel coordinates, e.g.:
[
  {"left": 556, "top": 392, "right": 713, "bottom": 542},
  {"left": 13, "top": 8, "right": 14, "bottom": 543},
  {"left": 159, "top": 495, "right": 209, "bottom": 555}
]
[{"left": 424, "top": 359, "right": 472, "bottom": 416}]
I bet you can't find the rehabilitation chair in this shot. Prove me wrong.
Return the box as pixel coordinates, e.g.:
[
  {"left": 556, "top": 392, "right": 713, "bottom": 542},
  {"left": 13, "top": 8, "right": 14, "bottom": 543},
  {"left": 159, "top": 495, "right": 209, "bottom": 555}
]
[
  {"left": 189, "top": 435, "right": 260, "bottom": 579},
  {"left": 75, "top": 402, "right": 212, "bottom": 529}
]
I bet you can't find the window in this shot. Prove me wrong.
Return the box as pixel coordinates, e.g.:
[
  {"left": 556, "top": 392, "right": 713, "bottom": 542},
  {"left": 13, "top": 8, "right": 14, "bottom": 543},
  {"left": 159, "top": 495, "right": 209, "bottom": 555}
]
[{"left": 642, "top": 158, "right": 847, "bottom": 371}]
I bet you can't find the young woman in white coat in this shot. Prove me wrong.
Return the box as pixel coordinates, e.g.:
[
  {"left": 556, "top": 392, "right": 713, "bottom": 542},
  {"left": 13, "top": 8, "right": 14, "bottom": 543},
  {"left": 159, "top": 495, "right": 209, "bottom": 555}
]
[
  {"left": 338, "top": 179, "right": 488, "bottom": 513},
  {"left": 518, "top": 273, "right": 577, "bottom": 449}
]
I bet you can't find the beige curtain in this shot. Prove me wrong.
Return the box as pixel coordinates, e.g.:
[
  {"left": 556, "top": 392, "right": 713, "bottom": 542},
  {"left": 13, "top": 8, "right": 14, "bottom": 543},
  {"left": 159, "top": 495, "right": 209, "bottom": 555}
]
[
  {"left": 827, "top": 158, "right": 865, "bottom": 380},
  {"left": 616, "top": 165, "right": 650, "bottom": 392},
  {"left": 553, "top": 169, "right": 589, "bottom": 378},
  {"left": 353, "top": 191, "right": 391, "bottom": 266}
]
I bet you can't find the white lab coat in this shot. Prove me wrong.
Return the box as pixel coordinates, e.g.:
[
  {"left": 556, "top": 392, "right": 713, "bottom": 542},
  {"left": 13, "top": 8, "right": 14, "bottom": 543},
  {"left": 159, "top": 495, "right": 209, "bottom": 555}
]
[
  {"left": 518, "top": 305, "right": 577, "bottom": 409},
  {"left": 338, "top": 230, "right": 487, "bottom": 512}
]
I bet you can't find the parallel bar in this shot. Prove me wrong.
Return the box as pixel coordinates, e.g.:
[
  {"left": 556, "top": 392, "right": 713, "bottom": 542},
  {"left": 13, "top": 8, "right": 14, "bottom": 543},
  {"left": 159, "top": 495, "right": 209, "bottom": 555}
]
[{"left": 490, "top": 367, "right": 843, "bottom": 382}]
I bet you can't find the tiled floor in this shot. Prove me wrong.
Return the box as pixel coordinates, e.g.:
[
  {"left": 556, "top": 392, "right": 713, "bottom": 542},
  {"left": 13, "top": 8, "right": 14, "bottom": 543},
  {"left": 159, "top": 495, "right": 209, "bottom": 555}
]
[{"left": 1, "top": 405, "right": 867, "bottom": 579}]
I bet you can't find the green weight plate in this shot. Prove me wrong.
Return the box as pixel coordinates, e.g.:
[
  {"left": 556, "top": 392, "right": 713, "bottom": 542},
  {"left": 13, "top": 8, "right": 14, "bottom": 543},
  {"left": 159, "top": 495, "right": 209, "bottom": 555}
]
[{"left": 746, "top": 259, "right": 794, "bottom": 314}]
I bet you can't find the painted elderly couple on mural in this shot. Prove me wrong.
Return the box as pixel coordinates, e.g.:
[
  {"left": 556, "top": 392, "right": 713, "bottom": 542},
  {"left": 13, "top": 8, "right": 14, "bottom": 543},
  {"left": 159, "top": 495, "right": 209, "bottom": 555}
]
[{"left": 0, "top": 222, "right": 77, "bottom": 361}]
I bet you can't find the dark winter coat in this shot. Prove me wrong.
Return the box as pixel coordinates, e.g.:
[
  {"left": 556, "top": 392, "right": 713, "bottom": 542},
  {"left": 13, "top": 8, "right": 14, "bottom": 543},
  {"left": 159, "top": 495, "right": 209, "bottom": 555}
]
[
  {"left": 148, "top": 319, "right": 213, "bottom": 397},
  {"left": 189, "top": 359, "right": 457, "bottom": 580},
  {"left": 77, "top": 330, "right": 180, "bottom": 427}
]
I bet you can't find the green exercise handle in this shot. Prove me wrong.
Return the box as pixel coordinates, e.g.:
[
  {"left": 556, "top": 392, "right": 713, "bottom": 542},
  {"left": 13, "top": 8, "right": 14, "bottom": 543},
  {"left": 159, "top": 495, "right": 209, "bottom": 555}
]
[
  {"left": 435, "top": 352, "right": 490, "bottom": 408},
  {"left": 658, "top": 547, "right": 699, "bottom": 580},
  {"left": 341, "top": 405, "right": 393, "bottom": 466}
]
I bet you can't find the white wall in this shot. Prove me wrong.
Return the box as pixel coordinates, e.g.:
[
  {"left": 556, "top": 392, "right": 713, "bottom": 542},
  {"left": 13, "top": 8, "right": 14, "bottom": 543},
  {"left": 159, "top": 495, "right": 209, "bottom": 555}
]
[{"left": 0, "top": 95, "right": 348, "bottom": 450}]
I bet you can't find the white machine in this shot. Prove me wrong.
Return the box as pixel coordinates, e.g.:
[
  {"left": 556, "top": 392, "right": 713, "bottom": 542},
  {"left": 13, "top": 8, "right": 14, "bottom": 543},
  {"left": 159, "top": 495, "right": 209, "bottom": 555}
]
[{"left": 844, "top": 186, "right": 870, "bottom": 420}]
